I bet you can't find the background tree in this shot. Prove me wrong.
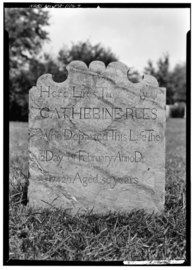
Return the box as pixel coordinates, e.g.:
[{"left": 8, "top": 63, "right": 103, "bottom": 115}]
[
  {"left": 5, "top": 8, "right": 50, "bottom": 70},
  {"left": 58, "top": 40, "right": 119, "bottom": 68},
  {"left": 5, "top": 8, "right": 50, "bottom": 121},
  {"left": 58, "top": 40, "right": 140, "bottom": 82},
  {"left": 144, "top": 54, "right": 174, "bottom": 104},
  {"left": 144, "top": 60, "right": 156, "bottom": 77},
  {"left": 169, "top": 63, "right": 186, "bottom": 102},
  {"left": 144, "top": 54, "right": 186, "bottom": 104}
]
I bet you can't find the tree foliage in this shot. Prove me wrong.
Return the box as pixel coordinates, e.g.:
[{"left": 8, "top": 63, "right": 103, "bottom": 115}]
[
  {"left": 144, "top": 53, "right": 170, "bottom": 87},
  {"left": 5, "top": 8, "right": 49, "bottom": 70},
  {"left": 58, "top": 40, "right": 119, "bottom": 68},
  {"left": 169, "top": 63, "right": 186, "bottom": 102},
  {"left": 144, "top": 54, "right": 186, "bottom": 104},
  {"left": 5, "top": 8, "right": 50, "bottom": 121},
  {"left": 58, "top": 40, "right": 141, "bottom": 82}
]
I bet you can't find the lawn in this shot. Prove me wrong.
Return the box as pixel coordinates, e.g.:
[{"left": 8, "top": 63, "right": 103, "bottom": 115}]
[{"left": 8, "top": 119, "right": 187, "bottom": 262}]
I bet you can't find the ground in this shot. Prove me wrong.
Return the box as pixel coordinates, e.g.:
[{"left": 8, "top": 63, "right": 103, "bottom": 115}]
[{"left": 8, "top": 119, "right": 187, "bottom": 262}]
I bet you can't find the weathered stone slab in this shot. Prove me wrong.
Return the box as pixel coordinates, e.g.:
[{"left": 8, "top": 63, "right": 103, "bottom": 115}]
[{"left": 28, "top": 61, "right": 166, "bottom": 214}]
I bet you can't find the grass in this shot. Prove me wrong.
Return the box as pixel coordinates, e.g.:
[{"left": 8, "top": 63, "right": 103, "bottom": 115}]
[{"left": 8, "top": 119, "right": 187, "bottom": 262}]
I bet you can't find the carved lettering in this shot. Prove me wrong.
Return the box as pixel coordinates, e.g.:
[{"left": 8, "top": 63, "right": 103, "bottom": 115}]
[{"left": 39, "top": 106, "right": 158, "bottom": 120}]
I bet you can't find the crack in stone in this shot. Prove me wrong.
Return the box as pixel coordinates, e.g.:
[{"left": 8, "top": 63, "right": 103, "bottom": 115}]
[
  {"left": 92, "top": 164, "right": 157, "bottom": 198},
  {"left": 29, "top": 150, "right": 49, "bottom": 176}
]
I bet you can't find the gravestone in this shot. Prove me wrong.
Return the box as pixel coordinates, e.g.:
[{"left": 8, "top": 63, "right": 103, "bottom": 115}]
[
  {"left": 29, "top": 61, "right": 166, "bottom": 214},
  {"left": 166, "top": 105, "right": 172, "bottom": 119}
]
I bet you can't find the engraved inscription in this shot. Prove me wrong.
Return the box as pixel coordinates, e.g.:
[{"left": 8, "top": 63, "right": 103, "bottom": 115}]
[
  {"left": 38, "top": 106, "right": 158, "bottom": 120},
  {"left": 40, "top": 173, "right": 139, "bottom": 189},
  {"left": 29, "top": 128, "right": 161, "bottom": 143}
]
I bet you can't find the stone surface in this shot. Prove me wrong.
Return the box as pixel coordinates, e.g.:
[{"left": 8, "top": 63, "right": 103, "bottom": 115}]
[{"left": 28, "top": 60, "right": 166, "bottom": 214}]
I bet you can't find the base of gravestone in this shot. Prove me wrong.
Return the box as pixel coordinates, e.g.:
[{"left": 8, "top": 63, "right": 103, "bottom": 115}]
[{"left": 28, "top": 177, "right": 164, "bottom": 214}]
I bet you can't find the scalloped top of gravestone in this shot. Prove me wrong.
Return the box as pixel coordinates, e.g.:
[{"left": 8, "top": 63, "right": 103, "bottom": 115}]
[{"left": 28, "top": 61, "right": 166, "bottom": 214}]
